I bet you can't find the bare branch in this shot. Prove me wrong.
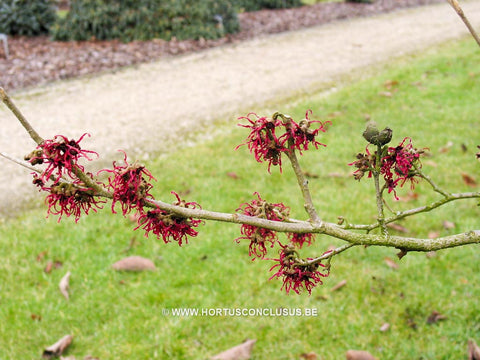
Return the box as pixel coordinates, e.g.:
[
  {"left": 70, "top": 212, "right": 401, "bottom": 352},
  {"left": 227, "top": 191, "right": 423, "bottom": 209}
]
[{"left": 0, "top": 87, "right": 44, "bottom": 145}]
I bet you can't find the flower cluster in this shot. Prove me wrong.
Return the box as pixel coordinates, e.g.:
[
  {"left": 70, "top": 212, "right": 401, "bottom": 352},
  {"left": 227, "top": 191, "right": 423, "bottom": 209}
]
[
  {"left": 236, "top": 192, "right": 289, "bottom": 259},
  {"left": 25, "top": 134, "right": 103, "bottom": 221},
  {"left": 269, "top": 244, "right": 329, "bottom": 295},
  {"left": 287, "top": 232, "right": 315, "bottom": 248},
  {"left": 43, "top": 181, "right": 104, "bottom": 223},
  {"left": 135, "top": 192, "right": 202, "bottom": 246},
  {"left": 25, "top": 133, "right": 97, "bottom": 183},
  {"left": 381, "top": 137, "right": 424, "bottom": 196},
  {"left": 236, "top": 111, "right": 329, "bottom": 172},
  {"left": 351, "top": 137, "right": 425, "bottom": 198},
  {"left": 102, "top": 151, "right": 156, "bottom": 216}
]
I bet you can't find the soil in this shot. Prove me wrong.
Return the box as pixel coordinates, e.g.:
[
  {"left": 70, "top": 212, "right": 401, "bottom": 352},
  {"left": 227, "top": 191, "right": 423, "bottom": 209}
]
[{"left": 1, "top": 0, "right": 479, "bottom": 218}]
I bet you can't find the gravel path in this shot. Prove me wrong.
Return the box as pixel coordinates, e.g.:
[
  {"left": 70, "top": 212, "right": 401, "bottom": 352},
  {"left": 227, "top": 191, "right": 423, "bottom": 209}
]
[{"left": 1, "top": 0, "right": 480, "bottom": 218}]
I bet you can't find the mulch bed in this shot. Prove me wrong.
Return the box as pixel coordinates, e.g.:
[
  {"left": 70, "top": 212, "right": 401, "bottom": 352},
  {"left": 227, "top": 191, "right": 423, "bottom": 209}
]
[{"left": 0, "top": 0, "right": 442, "bottom": 92}]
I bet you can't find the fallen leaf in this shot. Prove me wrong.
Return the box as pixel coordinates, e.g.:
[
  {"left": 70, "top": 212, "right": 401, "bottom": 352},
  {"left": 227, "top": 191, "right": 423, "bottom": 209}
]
[
  {"left": 327, "top": 111, "right": 343, "bottom": 118},
  {"left": 36, "top": 250, "right": 48, "bottom": 262},
  {"left": 112, "top": 256, "right": 156, "bottom": 271},
  {"left": 42, "top": 334, "right": 73, "bottom": 359},
  {"left": 331, "top": 279, "right": 347, "bottom": 292},
  {"left": 44, "top": 261, "right": 53, "bottom": 274},
  {"left": 476, "top": 145, "right": 480, "bottom": 160},
  {"left": 428, "top": 231, "right": 440, "bottom": 239},
  {"left": 59, "top": 271, "right": 71, "bottom": 300},
  {"left": 426, "top": 251, "right": 437, "bottom": 258},
  {"left": 379, "top": 323, "right": 390, "bottom": 332},
  {"left": 461, "top": 143, "right": 468, "bottom": 153},
  {"left": 442, "top": 220, "right": 455, "bottom": 230},
  {"left": 300, "top": 352, "right": 318, "bottom": 360},
  {"left": 439, "top": 141, "right": 454, "bottom": 153},
  {"left": 427, "top": 310, "right": 447, "bottom": 324},
  {"left": 83, "top": 356, "right": 100, "bottom": 360},
  {"left": 383, "top": 79, "right": 399, "bottom": 89},
  {"left": 211, "top": 339, "right": 256, "bottom": 360},
  {"left": 31, "top": 313, "right": 42, "bottom": 321},
  {"left": 397, "top": 192, "right": 419, "bottom": 202},
  {"left": 468, "top": 339, "right": 480, "bottom": 360},
  {"left": 378, "top": 91, "right": 393, "bottom": 98},
  {"left": 346, "top": 350, "right": 377, "bottom": 360},
  {"left": 386, "top": 223, "right": 409, "bottom": 233},
  {"left": 461, "top": 172, "right": 477, "bottom": 187},
  {"left": 226, "top": 172, "right": 240, "bottom": 179},
  {"left": 303, "top": 171, "right": 320, "bottom": 179},
  {"left": 384, "top": 257, "right": 399, "bottom": 270}
]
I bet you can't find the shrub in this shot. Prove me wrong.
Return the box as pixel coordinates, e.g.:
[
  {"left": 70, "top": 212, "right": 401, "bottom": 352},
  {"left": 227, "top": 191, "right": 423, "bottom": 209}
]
[
  {"left": 233, "top": 0, "right": 303, "bottom": 12},
  {"left": 0, "top": 0, "right": 57, "bottom": 36},
  {"left": 51, "top": 0, "right": 240, "bottom": 42}
]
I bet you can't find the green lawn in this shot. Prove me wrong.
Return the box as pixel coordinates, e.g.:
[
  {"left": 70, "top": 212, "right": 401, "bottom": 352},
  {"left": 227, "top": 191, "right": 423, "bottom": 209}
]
[{"left": 0, "top": 38, "right": 479, "bottom": 359}]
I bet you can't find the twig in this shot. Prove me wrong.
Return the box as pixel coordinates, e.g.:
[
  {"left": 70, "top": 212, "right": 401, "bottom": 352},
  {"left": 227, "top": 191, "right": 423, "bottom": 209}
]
[
  {"left": 447, "top": 0, "right": 480, "bottom": 47},
  {"left": 273, "top": 112, "right": 322, "bottom": 225},
  {"left": 0, "top": 151, "right": 42, "bottom": 174},
  {"left": 0, "top": 87, "right": 44, "bottom": 145},
  {"left": 373, "top": 145, "right": 388, "bottom": 235},
  {"left": 415, "top": 164, "right": 450, "bottom": 197},
  {"left": 306, "top": 243, "right": 357, "bottom": 265}
]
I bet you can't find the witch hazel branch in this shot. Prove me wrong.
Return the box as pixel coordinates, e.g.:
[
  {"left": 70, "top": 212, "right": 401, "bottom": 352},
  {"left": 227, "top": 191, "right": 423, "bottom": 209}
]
[{"left": 1, "top": 87, "right": 479, "bottom": 295}]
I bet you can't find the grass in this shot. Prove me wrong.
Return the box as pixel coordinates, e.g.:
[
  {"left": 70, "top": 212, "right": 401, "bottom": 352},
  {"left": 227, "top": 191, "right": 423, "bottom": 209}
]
[{"left": 1, "top": 38, "right": 480, "bottom": 359}]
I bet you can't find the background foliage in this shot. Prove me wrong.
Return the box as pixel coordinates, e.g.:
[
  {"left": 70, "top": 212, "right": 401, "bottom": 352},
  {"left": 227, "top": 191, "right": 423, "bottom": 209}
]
[
  {"left": 51, "top": 0, "right": 240, "bottom": 42},
  {"left": 0, "top": 0, "right": 57, "bottom": 36}
]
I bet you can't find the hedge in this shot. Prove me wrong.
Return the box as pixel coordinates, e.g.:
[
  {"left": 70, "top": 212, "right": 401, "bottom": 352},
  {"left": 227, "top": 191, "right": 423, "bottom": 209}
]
[{"left": 51, "top": 0, "right": 240, "bottom": 42}]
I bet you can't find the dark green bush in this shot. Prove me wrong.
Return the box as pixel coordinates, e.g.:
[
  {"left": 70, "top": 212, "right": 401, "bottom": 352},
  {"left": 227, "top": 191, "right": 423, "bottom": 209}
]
[
  {"left": 233, "top": 0, "right": 303, "bottom": 12},
  {"left": 0, "top": 0, "right": 57, "bottom": 36},
  {"left": 51, "top": 0, "right": 239, "bottom": 42}
]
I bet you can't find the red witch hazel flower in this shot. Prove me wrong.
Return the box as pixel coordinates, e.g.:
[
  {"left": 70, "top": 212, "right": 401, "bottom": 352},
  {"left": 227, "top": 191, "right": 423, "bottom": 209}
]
[
  {"left": 135, "top": 192, "right": 203, "bottom": 246},
  {"left": 381, "top": 137, "right": 425, "bottom": 197},
  {"left": 102, "top": 151, "right": 156, "bottom": 216},
  {"left": 236, "top": 113, "right": 288, "bottom": 172},
  {"left": 25, "top": 133, "right": 97, "bottom": 183},
  {"left": 42, "top": 180, "right": 105, "bottom": 223},
  {"left": 287, "top": 232, "right": 315, "bottom": 248},
  {"left": 235, "top": 192, "right": 289, "bottom": 260},
  {"left": 280, "top": 110, "right": 330, "bottom": 153},
  {"left": 236, "top": 111, "right": 330, "bottom": 172},
  {"left": 269, "top": 244, "right": 329, "bottom": 295},
  {"left": 350, "top": 136, "right": 425, "bottom": 199}
]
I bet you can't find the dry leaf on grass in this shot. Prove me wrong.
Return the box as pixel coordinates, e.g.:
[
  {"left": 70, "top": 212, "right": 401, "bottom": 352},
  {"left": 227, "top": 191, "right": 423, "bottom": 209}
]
[
  {"left": 384, "top": 257, "right": 399, "bottom": 269},
  {"left": 346, "top": 350, "right": 377, "bottom": 360},
  {"left": 300, "top": 352, "right": 319, "bottom": 360},
  {"left": 468, "top": 339, "right": 480, "bottom": 360},
  {"left": 379, "top": 323, "right": 390, "bottom": 332},
  {"left": 112, "top": 256, "right": 156, "bottom": 271},
  {"left": 331, "top": 279, "right": 347, "bottom": 292},
  {"left": 226, "top": 172, "right": 240, "bottom": 179},
  {"left": 211, "top": 339, "right": 256, "bottom": 360},
  {"left": 428, "top": 231, "right": 440, "bottom": 239},
  {"left": 59, "top": 271, "right": 71, "bottom": 300},
  {"left": 42, "top": 334, "right": 73, "bottom": 359},
  {"left": 443, "top": 220, "right": 455, "bottom": 230},
  {"left": 386, "top": 223, "right": 409, "bottom": 233},
  {"left": 461, "top": 172, "right": 477, "bottom": 187},
  {"left": 426, "top": 310, "right": 447, "bottom": 324}
]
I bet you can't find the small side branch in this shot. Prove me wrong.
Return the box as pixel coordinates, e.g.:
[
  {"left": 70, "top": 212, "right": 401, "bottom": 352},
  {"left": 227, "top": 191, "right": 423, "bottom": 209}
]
[
  {"left": 0, "top": 87, "right": 44, "bottom": 145},
  {"left": 286, "top": 149, "right": 322, "bottom": 225}
]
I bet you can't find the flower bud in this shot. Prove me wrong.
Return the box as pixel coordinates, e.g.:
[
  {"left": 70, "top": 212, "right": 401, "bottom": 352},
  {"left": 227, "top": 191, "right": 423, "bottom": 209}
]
[
  {"left": 362, "top": 121, "right": 379, "bottom": 145},
  {"left": 376, "top": 127, "right": 393, "bottom": 146}
]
